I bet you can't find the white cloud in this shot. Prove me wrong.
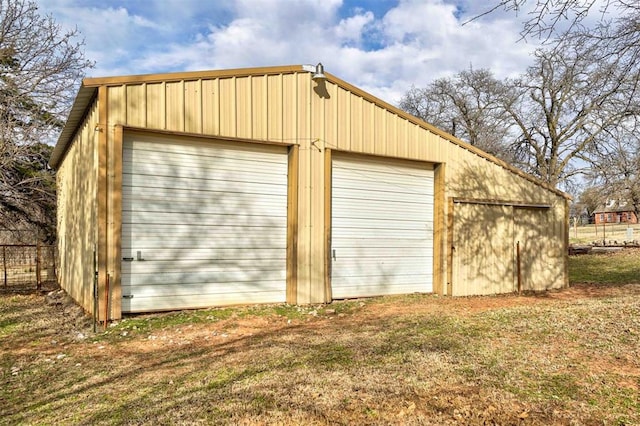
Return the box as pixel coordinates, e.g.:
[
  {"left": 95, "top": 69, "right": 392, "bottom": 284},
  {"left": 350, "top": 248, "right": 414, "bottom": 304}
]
[{"left": 38, "top": 0, "right": 547, "bottom": 104}]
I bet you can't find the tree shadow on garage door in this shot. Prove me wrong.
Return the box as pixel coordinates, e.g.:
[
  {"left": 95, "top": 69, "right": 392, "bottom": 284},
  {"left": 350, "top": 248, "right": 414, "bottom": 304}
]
[{"left": 121, "top": 142, "right": 288, "bottom": 312}]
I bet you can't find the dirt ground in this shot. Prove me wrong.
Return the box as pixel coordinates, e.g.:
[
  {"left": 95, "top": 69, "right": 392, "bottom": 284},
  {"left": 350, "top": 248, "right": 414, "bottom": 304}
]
[{"left": 2, "top": 281, "right": 640, "bottom": 425}]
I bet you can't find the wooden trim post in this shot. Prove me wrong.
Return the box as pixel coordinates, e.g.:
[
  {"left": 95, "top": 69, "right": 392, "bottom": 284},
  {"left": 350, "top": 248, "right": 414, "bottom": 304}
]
[
  {"left": 286, "top": 145, "right": 299, "bottom": 304},
  {"left": 432, "top": 163, "right": 445, "bottom": 295},
  {"left": 97, "top": 85, "right": 109, "bottom": 322},
  {"left": 324, "top": 148, "right": 333, "bottom": 303}
]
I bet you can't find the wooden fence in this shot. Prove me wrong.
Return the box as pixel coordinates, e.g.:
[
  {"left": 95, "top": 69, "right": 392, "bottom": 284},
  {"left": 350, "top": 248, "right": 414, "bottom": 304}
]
[{"left": 1, "top": 244, "right": 57, "bottom": 289}]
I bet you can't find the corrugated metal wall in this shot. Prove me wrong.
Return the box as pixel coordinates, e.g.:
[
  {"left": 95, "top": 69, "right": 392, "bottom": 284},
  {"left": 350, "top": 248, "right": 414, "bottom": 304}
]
[
  {"left": 56, "top": 98, "right": 99, "bottom": 313},
  {"left": 97, "top": 70, "right": 567, "bottom": 305},
  {"left": 42, "top": 67, "right": 567, "bottom": 318}
]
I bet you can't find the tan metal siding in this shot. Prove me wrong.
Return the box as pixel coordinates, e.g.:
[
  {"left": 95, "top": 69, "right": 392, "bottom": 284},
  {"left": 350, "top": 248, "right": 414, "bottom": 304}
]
[
  {"left": 165, "top": 81, "right": 184, "bottom": 131},
  {"left": 219, "top": 77, "right": 236, "bottom": 136},
  {"left": 95, "top": 69, "right": 567, "bottom": 305},
  {"left": 452, "top": 203, "right": 515, "bottom": 296},
  {"left": 201, "top": 79, "right": 219, "bottom": 135},
  {"left": 146, "top": 82, "right": 165, "bottom": 129},
  {"left": 126, "top": 84, "right": 145, "bottom": 127},
  {"left": 56, "top": 98, "right": 99, "bottom": 313},
  {"left": 184, "top": 80, "right": 202, "bottom": 133},
  {"left": 267, "top": 74, "right": 283, "bottom": 140}
]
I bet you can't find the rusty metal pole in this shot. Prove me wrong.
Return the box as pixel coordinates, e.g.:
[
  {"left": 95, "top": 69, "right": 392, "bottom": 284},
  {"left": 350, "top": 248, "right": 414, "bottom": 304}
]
[{"left": 516, "top": 241, "right": 522, "bottom": 294}]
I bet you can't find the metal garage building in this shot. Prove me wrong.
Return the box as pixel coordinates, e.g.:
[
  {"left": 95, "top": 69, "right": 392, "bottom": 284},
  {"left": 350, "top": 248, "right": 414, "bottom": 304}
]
[{"left": 50, "top": 65, "right": 569, "bottom": 320}]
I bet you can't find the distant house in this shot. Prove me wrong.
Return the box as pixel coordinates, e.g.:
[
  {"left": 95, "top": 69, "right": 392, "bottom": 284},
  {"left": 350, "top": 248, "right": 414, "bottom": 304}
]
[{"left": 593, "top": 201, "right": 638, "bottom": 224}]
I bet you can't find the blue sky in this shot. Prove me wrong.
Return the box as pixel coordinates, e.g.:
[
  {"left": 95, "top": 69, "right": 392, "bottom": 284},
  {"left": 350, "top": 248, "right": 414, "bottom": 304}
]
[{"left": 36, "top": 0, "right": 602, "bottom": 104}]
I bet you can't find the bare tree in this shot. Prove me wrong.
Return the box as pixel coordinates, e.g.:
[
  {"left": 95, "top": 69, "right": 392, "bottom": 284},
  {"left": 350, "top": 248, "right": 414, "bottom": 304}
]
[
  {"left": 474, "top": 0, "right": 637, "bottom": 41},
  {"left": 399, "top": 68, "right": 519, "bottom": 163},
  {"left": 501, "top": 34, "right": 637, "bottom": 187},
  {"left": 400, "top": 34, "right": 637, "bottom": 189},
  {"left": 587, "top": 121, "right": 640, "bottom": 220},
  {"left": 0, "top": 0, "right": 92, "bottom": 241}
]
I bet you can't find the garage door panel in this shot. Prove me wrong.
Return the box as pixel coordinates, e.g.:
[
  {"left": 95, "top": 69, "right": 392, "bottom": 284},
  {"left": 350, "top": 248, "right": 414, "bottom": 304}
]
[
  {"left": 124, "top": 211, "right": 286, "bottom": 226},
  {"left": 125, "top": 137, "right": 283, "bottom": 160},
  {"left": 123, "top": 175, "right": 287, "bottom": 194},
  {"left": 123, "top": 190, "right": 287, "bottom": 205},
  {"left": 122, "top": 234, "right": 286, "bottom": 249},
  {"left": 122, "top": 224, "right": 282, "bottom": 239},
  {"left": 332, "top": 219, "right": 429, "bottom": 231},
  {"left": 123, "top": 269, "right": 286, "bottom": 286},
  {"left": 122, "top": 290, "right": 282, "bottom": 313},
  {"left": 125, "top": 163, "right": 286, "bottom": 187},
  {"left": 333, "top": 239, "right": 433, "bottom": 250},
  {"left": 122, "top": 258, "right": 285, "bottom": 274},
  {"left": 121, "top": 135, "right": 288, "bottom": 312},
  {"left": 123, "top": 197, "right": 286, "bottom": 216},
  {"left": 333, "top": 177, "right": 433, "bottom": 196},
  {"left": 331, "top": 156, "right": 434, "bottom": 299},
  {"left": 331, "top": 260, "right": 430, "bottom": 276},
  {"left": 121, "top": 247, "right": 285, "bottom": 261},
  {"left": 329, "top": 279, "right": 432, "bottom": 299},
  {"left": 332, "top": 227, "right": 431, "bottom": 239},
  {"left": 332, "top": 187, "right": 434, "bottom": 204}
]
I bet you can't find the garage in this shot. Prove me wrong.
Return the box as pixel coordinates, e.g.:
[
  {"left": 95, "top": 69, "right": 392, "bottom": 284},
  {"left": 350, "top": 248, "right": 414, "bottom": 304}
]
[
  {"left": 51, "top": 64, "right": 569, "bottom": 320},
  {"left": 121, "top": 133, "right": 288, "bottom": 312},
  {"left": 331, "top": 155, "right": 434, "bottom": 298}
]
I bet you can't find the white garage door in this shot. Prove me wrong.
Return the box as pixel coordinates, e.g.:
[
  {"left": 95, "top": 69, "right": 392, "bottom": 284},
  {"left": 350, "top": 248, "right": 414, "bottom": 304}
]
[
  {"left": 121, "top": 133, "right": 288, "bottom": 313},
  {"left": 331, "top": 155, "right": 434, "bottom": 298}
]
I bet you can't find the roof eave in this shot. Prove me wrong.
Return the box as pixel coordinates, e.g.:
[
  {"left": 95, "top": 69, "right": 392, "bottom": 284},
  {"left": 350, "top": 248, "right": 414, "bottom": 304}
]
[{"left": 48, "top": 84, "right": 98, "bottom": 169}]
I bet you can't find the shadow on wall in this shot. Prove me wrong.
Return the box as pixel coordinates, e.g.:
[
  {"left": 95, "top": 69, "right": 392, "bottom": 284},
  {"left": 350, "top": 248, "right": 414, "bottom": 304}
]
[
  {"left": 120, "top": 138, "right": 288, "bottom": 313},
  {"left": 448, "top": 163, "right": 565, "bottom": 296}
]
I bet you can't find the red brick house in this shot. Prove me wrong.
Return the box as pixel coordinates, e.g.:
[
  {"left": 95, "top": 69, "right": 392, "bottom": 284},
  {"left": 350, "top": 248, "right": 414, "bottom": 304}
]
[{"left": 593, "top": 201, "right": 638, "bottom": 224}]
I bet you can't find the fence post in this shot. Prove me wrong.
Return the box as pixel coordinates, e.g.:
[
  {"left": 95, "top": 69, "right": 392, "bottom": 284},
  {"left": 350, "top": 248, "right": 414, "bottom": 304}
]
[
  {"left": 36, "top": 242, "right": 41, "bottom": 290},
  {"left": 3, "top": 246, "right": 6, "bottom": 287}
]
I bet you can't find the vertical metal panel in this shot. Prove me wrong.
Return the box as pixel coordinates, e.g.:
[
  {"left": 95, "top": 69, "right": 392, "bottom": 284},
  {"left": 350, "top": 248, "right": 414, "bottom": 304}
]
[
  {"left": 336, "top": 87, "right": 350, "bottom": 151},
  {"left": 184, "top": 80, "right": 202, "bottom": 133},
  {"left": 373, "top": 106, "right": 386, "bottom": 156},
  {"left": 201, "top": 79, "right": 219, "bottom": 135},
  {"left": 126, "top": 84, "right": 146, "bottom": 127},
  {"left": 145, "top": 82, "right": 165, "bottom": 130},
  {"left": 361, "top": 99, "right": 373, "bottom": 153},
  {"left": 219, "top": 77, "right": 236, "bottom": 136},
  {"left": 267, "top": 74, "right": 283, "bottom": 141},
  {"left": 395, "top": 118, "right": 409, "bottom": 158},
  {"left": 165, "top": 81, "right": 184, "bottom": 131},
  {"left": 108, "top": 85, "right": 126, "bottom": 125},
  {"left": 252, "top": 75, "right": 268, "bottom": 140},
  {"left": 331, "top": 155, "right": 435, "bottom": 298},
  {"left": 323, "top": 81, "right": 338, "bottom": 149},
  {"left": 350, "top": 95, "right": 362, "bottom": 152},
  {"left": 236, "top": 76, "right": 252, "bottom": 139}
]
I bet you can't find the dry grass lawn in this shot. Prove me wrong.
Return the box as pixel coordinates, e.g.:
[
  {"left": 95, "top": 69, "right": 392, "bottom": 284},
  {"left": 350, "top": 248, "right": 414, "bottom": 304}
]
[{"left": 1, "top": 251, "right": 640, "bottom": 425}]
